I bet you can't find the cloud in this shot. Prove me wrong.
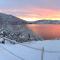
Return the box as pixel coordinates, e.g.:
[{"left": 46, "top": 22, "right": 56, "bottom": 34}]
[{"left": 0, "top": 7, "right": 60, "bottom": 21}]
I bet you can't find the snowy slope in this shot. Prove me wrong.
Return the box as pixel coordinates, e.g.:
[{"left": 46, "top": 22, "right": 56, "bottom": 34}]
[
  {"left": 0, "top": 43, "right": 41, "bottom": 60},
  {"left": 0, "top": 40, "right": 60, "bottom": 60}
]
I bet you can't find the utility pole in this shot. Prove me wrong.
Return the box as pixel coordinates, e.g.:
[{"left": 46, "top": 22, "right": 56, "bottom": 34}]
[{"left": 41, "top": 47, "right": 44, "bottom": 60}]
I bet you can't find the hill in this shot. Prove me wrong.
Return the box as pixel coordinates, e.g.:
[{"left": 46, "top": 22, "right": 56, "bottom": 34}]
[
  {"left": 0, "top": 13, "right": 27, "bottom": 25},
  {"left": 28, "top": 20, "right": 60, "bottom": 24},
  {"left": 0, "top": 13, "right": 43, "bottom": 43}
]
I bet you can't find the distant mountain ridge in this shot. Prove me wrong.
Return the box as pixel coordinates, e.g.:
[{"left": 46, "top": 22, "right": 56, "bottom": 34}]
[
  {"left": 0, "top": 13, "right": 42, "bottom": 43},
  {"left": 0, "top": 13, "right": 60, "bottom": 24},
  {"left": 28, "top": 20, "right": 60, "bottom": 24}
]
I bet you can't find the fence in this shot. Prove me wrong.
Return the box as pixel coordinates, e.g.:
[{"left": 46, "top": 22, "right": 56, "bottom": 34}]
[
  {"left": 0, "top": 38, "right": 60, "bottom": 60},
  {"left": 19, "top": 43, "right": 60, "bottom": 60}
]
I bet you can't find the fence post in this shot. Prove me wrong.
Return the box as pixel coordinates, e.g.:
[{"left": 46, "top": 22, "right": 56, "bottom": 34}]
[{"left": 41, "top": 47, "right": 44, "bottom": 60}]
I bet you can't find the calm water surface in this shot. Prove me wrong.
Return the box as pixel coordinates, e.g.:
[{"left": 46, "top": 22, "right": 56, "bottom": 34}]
[{"left": 26, "top": 24, "right": 60, "bottom": 40}]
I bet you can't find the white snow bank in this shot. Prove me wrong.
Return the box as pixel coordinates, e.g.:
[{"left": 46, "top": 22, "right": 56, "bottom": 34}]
[{"left": 0, "top": 40, "right": 60, "bottom": 60}]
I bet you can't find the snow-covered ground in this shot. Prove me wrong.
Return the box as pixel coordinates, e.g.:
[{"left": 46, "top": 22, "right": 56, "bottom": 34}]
[{"left": 0, "top": 40, "right": 60, "bottom": 60}]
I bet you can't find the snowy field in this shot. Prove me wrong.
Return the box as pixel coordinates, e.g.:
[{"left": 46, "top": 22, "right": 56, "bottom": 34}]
[{"left": 0, "top": 40, "right": 60, "bottom": 60}]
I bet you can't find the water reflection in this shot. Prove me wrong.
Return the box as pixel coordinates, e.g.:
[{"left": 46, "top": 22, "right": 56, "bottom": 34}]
[{"left": 26, "top": 24, "right": 60, "bottom": 40}]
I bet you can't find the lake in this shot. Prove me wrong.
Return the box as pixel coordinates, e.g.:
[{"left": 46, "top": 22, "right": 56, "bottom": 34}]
[{"left": 26, "top": 24, "right": 60, "bottom": 40}]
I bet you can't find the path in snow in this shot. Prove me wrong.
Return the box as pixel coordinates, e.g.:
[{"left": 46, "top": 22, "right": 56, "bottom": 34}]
[{"left": 0, "top": 40, "right": 60, "bottom": 60}]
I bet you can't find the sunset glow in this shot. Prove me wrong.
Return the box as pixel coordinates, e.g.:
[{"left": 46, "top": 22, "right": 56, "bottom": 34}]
[
  {"left": 19, "top": 17, "right": 60, "bottom": 21},
  {"left": 1, "top": 8, "right": 60, "bottom": 21},
  {"left": 18, "top": 8, "right": 60, "bottom": 21},
  {"left": 0, "top": 0, "right": 60, "bottom": 21}
]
